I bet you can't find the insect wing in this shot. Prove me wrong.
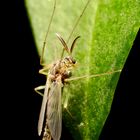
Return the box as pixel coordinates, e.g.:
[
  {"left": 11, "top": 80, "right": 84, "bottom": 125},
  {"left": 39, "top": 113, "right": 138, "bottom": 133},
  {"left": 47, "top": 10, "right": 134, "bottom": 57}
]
[
  {"left": 38, "top": 79, "right": 50, "bottom": 136},
  {"left": 47, "top": 79, "right": 62, "bottom": 140}
]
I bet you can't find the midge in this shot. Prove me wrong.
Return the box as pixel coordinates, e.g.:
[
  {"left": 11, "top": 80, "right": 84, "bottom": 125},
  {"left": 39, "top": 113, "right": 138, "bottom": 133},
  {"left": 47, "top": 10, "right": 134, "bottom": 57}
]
[
  {"left": 36, "top": 33, "right": 80, "bottom": 140},
  {"left": 35, "top": 0, "right": 92, "bottom": 140},
  {"left": 34, "top": 0, "right": 121, "bottom": 140}
]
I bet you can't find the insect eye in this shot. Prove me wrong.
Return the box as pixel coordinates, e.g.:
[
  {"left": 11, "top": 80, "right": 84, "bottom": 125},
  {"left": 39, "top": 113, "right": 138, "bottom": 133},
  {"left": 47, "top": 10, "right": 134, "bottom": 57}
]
[
  {"left": 70, "top": 57, "right": 76, "bottom": 64},
  {"left": 72, "top": 59, "right": 76, "bottom": 64}
]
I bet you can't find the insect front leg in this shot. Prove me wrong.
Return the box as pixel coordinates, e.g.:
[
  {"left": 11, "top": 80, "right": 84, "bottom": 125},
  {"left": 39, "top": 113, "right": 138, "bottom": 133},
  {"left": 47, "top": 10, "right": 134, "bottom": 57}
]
[
  {"left": 40, "top": 0, "right": 56, "bottom": 66},
  {"left": 39, "top": 64, "right": 52, "bottom": 76},
  {"left": 34, "top": 85, "right": 45, "bottom": 96}
]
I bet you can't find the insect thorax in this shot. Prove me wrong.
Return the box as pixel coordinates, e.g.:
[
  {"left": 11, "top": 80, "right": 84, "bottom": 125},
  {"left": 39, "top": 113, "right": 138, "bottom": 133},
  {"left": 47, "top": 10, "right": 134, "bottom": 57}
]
[{"left": 49, "top": 56, "right": 76, "bottom": 82}]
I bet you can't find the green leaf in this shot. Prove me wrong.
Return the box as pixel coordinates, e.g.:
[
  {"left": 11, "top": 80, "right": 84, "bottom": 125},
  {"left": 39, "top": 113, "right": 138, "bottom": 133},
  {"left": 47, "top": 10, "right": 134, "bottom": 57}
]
[{"left": 26, "top": 0, "right": 140, "bottom": 139}]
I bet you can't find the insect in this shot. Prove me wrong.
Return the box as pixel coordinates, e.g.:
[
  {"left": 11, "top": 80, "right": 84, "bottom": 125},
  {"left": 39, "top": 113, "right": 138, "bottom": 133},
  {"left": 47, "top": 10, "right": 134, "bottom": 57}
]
[{"left": 34, "top": 0, "right": 121, "bottom": 140}]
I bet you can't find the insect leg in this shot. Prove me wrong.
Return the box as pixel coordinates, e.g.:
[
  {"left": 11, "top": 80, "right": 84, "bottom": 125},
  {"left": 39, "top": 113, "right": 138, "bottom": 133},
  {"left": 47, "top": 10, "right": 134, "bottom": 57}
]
[
  {"left": 61, "top": 0, "right": 91, "bottom": 58},
  {"left": 40, "top": 0, "right": 57, "bottom": 65},
  {"left": 66, "top": 0, "right": 91, "bottom": 43},
  {"left": 65, "top": 69, "right": 121, "bottom": 82},
  {"left": 64, "top": 108, "right": 75, "bottom": 120},
  {"left": 34, "top": 85, "right": 45, "bottom": 96},
  {"left": 39, "top": 64, "right": 52, "bottom": 76},
  {"left": 62, "top": 87, "right": 75, "bottom": 120}
]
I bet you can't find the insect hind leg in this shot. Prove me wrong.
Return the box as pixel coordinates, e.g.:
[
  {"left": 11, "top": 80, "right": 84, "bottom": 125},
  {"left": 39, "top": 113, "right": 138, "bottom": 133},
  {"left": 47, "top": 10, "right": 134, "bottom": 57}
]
[{"left": 63, "top": 96, "right": 75, "bottom": 120}]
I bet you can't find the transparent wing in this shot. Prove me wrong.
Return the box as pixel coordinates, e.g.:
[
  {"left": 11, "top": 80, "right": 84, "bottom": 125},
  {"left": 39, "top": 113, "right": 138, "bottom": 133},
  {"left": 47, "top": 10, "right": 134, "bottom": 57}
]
[
  {"left": 47, "top": 78, "right": 62, "bottom": 140},
  {"left": 38, "top": 79, "right": 50, "bottom": 136}
]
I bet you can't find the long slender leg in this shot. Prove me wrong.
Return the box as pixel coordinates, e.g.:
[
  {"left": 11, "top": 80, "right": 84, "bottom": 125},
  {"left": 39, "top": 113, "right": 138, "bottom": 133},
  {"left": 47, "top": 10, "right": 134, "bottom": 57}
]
[
  {"left": 66, "top": 0, "right": 91, "bottom": 44},
  {"left": 63, "top": 69, "right": 121, "bottom": 120},
  {"left": 65, "top": 69, "right": 121, "bottom": 82},
  {"left": 39, "top": 64, "right": 52, "bottom": 76},
  {"left": 40, "top": 0, "right": 57, "bottom": 66},
  {"left": 60, "top": 0, "right": 91, "bottom": 58}
]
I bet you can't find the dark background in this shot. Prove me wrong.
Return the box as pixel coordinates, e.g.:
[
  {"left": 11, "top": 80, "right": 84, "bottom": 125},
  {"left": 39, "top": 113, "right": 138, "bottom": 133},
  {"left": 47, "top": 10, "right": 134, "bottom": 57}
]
[{"left": 1, "top": 0, "right": 139, "bottom": 140}]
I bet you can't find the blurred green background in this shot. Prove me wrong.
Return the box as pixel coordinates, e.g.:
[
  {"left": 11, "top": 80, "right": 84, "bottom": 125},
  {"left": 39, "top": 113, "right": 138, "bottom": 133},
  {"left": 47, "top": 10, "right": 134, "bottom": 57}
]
[{"left": 26, "top": 0, "right": 140, "bottom": 139}]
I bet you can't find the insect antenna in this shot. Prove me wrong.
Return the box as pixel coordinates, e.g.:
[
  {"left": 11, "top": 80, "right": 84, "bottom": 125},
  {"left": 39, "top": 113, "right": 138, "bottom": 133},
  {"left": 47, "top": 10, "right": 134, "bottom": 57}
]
[
  {"left": 40, "top": 0, "right": 57, "bottom": 65},
  {"left": 56, "top": 33, "right": 81, "bottom": 56},
  {"left": 70, "top": 36, "right": 80, "bottom": 54},
  {"left": 61, "top": 0, "right": 91, "bottom": 58},
  {"left": 56, "top": 33, "right": 70, "bottom": 55}
]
